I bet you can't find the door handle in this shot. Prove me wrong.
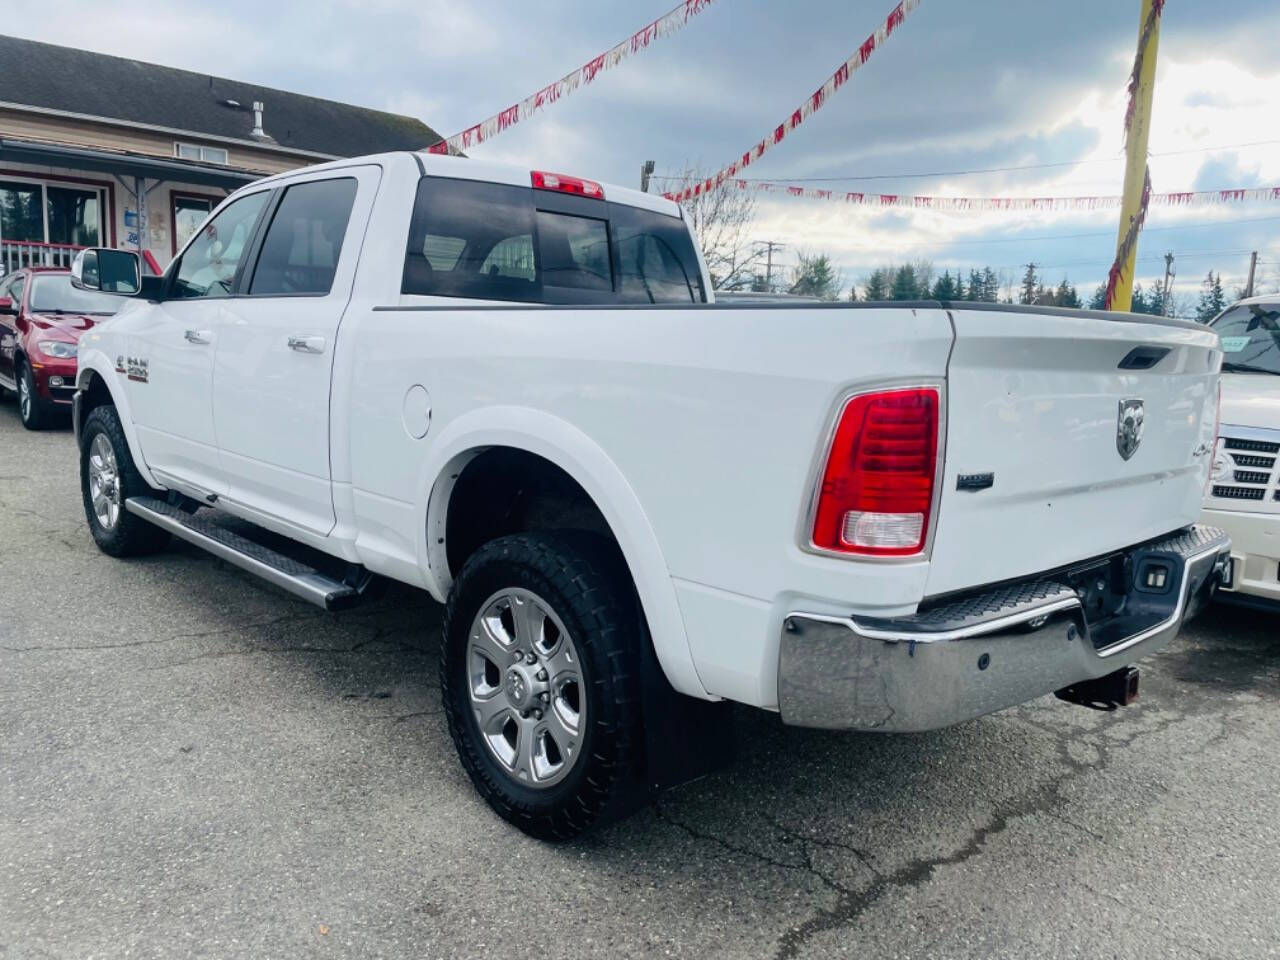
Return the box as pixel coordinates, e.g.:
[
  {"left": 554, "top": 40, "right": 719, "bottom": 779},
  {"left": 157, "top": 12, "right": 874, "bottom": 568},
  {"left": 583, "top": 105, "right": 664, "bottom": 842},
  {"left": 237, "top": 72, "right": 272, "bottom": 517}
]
[
  {"left": 287, "top": 335, "right": 326, "bottom": 355},
  {"left": 184, "top": 329, "right": 212, "bottom": 345}
]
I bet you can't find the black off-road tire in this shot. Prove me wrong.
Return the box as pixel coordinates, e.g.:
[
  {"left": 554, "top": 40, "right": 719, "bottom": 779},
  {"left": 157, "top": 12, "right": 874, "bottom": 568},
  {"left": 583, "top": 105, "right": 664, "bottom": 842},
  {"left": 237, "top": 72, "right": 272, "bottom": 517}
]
[
  {"left": 441, "top": 532, "right": 644, "bottom": 840},
  {"left": 80, "top": 405, "right": 171, "bottom": 557}
]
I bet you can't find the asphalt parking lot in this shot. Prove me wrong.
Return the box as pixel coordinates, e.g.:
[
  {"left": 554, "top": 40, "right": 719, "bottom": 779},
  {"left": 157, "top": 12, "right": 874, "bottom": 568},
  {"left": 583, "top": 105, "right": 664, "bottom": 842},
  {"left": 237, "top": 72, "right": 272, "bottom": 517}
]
[{"left": 2, "top": 402, "right": 1278, "bottom": 960}]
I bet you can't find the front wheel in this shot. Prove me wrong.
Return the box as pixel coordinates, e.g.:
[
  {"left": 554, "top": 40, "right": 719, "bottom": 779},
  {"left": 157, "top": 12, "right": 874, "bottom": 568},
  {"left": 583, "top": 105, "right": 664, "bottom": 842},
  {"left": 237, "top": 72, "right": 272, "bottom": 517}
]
[
  {"left": 17, "top": 361, "right": 51, "bottom": 431},
  {"left": 441, "top": 533, "right": 644, "bottom": 840},
  {"left": 80, "top": 405, "right": 171, "bottom": 557}
]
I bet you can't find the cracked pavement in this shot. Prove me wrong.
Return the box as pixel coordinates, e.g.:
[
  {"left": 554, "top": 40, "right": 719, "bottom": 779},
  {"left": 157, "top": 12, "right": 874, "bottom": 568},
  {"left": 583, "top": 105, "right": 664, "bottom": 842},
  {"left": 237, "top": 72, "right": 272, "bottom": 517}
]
[{"left": 2, "top": 403, "right": 1279, "bottom": 960}]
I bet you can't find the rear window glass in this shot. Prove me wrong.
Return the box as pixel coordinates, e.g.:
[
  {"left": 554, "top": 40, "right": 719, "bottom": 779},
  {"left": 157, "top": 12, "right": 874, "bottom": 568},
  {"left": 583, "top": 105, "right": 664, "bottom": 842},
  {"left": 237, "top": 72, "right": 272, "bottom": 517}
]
[
  {"left": 537, "top": 211, "right": 611, "bottom": 292},
  {"left": 401, "top": 176, "right": 705, "bottom": 305},
  {"left": 612, "top": 204, "right": 704, "bottom": 304},
  {"left": 403, "top": 178, "right": 540, "bottom": 302}
]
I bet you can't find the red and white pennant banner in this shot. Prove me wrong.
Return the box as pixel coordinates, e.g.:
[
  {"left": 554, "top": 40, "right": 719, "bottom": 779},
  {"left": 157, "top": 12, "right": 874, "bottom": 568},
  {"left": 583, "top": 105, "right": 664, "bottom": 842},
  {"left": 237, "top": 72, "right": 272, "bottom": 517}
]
[
  {"left": 712, "top": 180, "right": 1280, "bottom": 211},
  {"left": 426, "top": 0, "right": 716, "bottom": 155},
  {"left": 664, "top": 0, "right": 922, "bottom": 204}
]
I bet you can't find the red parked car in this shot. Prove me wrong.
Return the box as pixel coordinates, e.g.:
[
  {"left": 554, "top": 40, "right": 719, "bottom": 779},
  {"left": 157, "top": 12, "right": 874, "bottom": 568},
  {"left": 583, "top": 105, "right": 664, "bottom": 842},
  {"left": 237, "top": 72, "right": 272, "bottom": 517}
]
[{"left": 0, "top": 266, "right": 122, "bottom": 430}]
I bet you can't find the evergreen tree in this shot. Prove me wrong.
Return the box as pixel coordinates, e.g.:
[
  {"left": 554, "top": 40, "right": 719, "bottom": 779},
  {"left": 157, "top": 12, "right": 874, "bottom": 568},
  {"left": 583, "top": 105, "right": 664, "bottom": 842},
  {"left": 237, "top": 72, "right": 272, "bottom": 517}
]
[
  {"left": 1089, "top": 283, "right": 1108, "bottom": 310},
  {"left": 982, "top": 268, "right": 1000, "bottom": 303},
  {"left": 891, "top": 263, "right": 920, "bottom": 300},
  {"left": 931, "top": 270, "right": 958, "bottom": 301},
  {"left": 1131, "top": 283, "right": 1150, "bottom": 314},
  {"left": 1054, "top": 277, "right": 1081, "bottom": 309},
  {"left": 861, "top": 268, "right": 889, "bottom": 301},
  {"left": 966, "top": 269, "right": 984, "bottom": 301},
  {"left": 789, "top": 252, "right": 842, "bottom": 301},
  {"left": 1195, "top": 271, "right": 1227, "bottom": 323},
  {"left": 1019, "top": 264, "right": 1040, "bottom": 305}
]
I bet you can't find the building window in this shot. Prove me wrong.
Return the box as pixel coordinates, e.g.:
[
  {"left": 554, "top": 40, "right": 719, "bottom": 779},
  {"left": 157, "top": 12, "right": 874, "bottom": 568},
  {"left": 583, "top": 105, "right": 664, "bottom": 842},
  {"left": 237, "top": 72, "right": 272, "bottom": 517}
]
[
  {"left": 0, "top": 181, "right": 44, "bottom": 242},
  {"left": 174, "top": 142, "right": 230, "bottom": 165},
  {"left": 46, "top": 186, "right": 101, "bottom": 246},
  {"left": 172, "top": 194, "right": 215, "bottom": 252},
  {"left": 0, "top": 178, "right": 103, "bottom": 248}
]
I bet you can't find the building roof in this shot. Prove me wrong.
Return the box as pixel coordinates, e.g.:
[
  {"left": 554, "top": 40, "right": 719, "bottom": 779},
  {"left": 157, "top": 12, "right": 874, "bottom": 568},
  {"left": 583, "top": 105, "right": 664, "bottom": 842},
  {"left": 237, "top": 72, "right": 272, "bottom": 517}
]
[{"left": 0, "top": 34, "right": 443, "bottom": 158}]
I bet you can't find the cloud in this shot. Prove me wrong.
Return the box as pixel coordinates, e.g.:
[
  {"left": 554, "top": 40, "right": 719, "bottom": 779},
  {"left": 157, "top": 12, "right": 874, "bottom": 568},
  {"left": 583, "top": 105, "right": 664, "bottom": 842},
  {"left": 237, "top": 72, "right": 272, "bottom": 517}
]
[{"left": 12, "top": 0, "right": 1280, "bottom": 304}]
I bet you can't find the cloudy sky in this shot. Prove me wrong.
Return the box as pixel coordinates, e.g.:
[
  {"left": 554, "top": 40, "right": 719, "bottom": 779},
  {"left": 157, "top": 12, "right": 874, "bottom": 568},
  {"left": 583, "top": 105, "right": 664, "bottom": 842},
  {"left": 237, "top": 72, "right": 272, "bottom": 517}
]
[{"left": 14, "top": 0, "right": 1280, "bottom": 307}]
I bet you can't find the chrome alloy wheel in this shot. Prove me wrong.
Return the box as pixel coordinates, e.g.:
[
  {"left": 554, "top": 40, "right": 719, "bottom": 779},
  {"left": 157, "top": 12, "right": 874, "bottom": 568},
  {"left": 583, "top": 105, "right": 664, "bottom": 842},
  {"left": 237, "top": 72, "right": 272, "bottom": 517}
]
[
  {"left": 467, "top": 588, "right": 586, "bottom": 789},
  {"left": 88, "top": 433, "right": 122, "bottom": 531}
]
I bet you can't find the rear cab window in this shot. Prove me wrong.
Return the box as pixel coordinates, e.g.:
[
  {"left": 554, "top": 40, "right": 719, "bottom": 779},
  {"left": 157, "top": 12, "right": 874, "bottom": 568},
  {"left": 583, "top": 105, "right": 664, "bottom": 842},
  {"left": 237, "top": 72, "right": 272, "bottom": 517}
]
[{"left": 401, "top": 176, "right": 705, "bottom": 305}]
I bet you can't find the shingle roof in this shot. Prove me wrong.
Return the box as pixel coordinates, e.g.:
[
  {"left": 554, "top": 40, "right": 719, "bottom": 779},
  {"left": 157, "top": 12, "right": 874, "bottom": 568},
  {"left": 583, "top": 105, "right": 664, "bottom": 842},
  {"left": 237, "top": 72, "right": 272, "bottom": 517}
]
[{"left": 0, "top": 34, "right": 442, "bottom": 158}]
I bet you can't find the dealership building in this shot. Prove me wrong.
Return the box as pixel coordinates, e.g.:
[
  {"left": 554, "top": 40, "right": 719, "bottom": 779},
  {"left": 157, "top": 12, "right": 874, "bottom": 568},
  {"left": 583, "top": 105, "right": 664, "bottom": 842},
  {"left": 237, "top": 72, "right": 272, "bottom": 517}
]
[{"left": 0, "top": 34, "right": 442, "bottom": 275}]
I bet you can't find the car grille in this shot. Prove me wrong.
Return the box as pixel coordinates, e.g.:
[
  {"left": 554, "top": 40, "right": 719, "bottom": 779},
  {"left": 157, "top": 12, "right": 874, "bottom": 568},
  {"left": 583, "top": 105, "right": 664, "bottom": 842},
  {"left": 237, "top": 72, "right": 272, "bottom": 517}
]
[{"left": 1211, "top": 431, "right": 1280, "bottom": 506}]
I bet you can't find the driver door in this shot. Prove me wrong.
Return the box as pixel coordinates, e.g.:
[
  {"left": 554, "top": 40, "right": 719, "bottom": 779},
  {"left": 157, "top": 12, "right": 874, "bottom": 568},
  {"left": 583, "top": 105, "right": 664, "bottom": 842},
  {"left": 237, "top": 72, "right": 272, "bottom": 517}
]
[{"left": 125, "top": 189, "right": 270, "bottom": 499}]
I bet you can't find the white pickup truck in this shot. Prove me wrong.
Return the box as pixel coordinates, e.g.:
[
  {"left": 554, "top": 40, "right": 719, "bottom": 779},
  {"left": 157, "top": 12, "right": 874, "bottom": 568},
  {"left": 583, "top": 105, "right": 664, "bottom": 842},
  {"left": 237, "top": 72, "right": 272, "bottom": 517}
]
[
  {"left": 1204, "top": 296, "right": 1280, "bottom": 607},
  {"left": 70, "top": 152, "right": 1230, "bottom": 838}
]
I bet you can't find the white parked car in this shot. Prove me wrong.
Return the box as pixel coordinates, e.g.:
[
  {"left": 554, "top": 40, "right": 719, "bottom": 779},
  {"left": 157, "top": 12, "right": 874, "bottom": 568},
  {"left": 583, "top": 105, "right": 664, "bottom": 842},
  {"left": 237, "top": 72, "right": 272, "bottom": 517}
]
[
  {"left": 69, "top": 152, "right": 1229, "bottom": 838},
  {"left": 1204, "top": 296, "right": 1280, "bottom": 608}
]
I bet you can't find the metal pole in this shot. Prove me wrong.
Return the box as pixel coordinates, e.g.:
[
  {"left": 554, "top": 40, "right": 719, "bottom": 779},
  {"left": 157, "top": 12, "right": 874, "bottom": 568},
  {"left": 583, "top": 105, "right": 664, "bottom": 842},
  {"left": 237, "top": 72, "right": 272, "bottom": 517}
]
[
  {"left": 1110, "top": 0, "right": 1161, "bottom": 313},
  {"left": 1244, "top": 251, "right": 1258, "bottom": 298},
  {"left": 1161, "top": 251, "right": 1174, "bottom": 315},
  {"left": 640, "top": 160, "right": 655, "bottom": 193}
]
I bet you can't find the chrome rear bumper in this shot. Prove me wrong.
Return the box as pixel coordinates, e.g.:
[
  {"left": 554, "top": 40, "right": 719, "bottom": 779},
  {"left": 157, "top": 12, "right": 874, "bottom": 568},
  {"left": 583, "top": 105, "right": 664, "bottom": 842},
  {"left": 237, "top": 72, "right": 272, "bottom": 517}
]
[{"left": 778, "top": 525, "right": 1231, "bottom": 731}]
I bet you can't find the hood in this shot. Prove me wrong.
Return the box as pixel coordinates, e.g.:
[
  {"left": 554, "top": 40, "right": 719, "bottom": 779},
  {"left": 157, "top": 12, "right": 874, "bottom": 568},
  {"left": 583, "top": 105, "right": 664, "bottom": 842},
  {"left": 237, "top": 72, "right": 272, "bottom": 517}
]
[
  {"left": 1219, "top": 371, "right": 1280, "bottom": 431},
  {"left": 28, "top": 312, "right": 101, "bottom": 341}
]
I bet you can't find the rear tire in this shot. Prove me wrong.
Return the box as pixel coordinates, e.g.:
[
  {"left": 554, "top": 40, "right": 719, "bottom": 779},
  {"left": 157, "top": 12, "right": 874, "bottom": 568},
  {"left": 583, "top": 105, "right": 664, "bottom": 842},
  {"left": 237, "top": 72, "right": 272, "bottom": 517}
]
[
  {"left": 441, "top": 532, "right": 644, "bottom": 840},
  {"left": 80, "top": 405, "right": 171, "bottom": 557}
]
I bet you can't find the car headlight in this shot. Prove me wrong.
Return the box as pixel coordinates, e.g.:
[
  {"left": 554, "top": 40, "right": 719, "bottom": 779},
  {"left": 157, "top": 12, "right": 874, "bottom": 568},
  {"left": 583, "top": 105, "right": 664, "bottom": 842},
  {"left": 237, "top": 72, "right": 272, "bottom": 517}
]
[
  {"left": 37, "top": 340, "right": 77, "bottom": 359},
  {"left": 1210, "top": 452, "right": 1231, "bottom": 483}
]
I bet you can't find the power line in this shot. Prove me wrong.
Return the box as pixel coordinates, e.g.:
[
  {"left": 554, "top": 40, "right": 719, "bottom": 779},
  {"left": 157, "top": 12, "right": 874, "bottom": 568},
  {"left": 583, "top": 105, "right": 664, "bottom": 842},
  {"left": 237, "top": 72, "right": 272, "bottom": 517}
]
[{"left": 652, "top": 137, "right": 1280, "bottom": 185}]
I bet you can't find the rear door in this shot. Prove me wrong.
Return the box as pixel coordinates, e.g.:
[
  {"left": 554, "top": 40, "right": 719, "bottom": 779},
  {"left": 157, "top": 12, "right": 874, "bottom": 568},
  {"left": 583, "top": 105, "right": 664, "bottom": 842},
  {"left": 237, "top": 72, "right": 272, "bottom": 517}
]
[
  {"left": 926, "top": 306, "right": 1221, "bottom": 596},
  {"left": 210, "top": 166, "right": 379, "bottom": 536}
]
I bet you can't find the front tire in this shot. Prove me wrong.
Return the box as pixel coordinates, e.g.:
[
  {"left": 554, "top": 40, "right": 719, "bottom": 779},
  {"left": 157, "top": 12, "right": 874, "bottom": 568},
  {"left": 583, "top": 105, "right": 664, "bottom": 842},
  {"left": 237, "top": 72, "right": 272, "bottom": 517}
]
[
  {"left": 80, "top": 405, "right": 171, "bottom": 557},
  {"left": 442, "top": 533, "right": 644, "bottom": 840},
  {"left": 17, "top": 360, "right": 50, "bottom": 431}
]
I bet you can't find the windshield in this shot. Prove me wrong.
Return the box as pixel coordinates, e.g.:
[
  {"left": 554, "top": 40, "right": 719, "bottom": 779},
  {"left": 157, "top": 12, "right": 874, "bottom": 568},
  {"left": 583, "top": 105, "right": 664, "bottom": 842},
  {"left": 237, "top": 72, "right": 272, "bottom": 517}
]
[
  {"left": 1212, "top": 303, "right": 1280, "bottom": 375},
  {"left": 29, "top": 275, "right": 123, "bottom": 316}
]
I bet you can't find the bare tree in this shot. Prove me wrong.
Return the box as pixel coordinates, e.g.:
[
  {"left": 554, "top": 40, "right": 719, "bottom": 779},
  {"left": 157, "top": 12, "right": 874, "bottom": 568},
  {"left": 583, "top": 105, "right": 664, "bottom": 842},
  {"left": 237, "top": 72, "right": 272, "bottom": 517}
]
[{"left": 664, "top": 165, "right": 763, "bottom": 290}]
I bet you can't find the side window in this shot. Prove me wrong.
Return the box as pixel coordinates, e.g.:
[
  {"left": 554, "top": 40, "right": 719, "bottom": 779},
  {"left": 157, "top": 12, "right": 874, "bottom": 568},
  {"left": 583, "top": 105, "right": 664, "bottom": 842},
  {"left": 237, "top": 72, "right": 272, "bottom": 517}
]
[
  {"left": 402, "top": 177, "right": 540, "bottom": 303},
  {"left": 535, "top": 211, "right": 611, "bottom": 292},
  {"left": 9, "top": 276, "right": 26, "bottom": 309},
  {"left": 172, "top": 191, "right": 269, "bottom": 299},
  {"left": 249, "top": 178, "right": 358, "bottom": 296},
  {"left": 612, "top": 205, "right": 705, "bottom": 304}
]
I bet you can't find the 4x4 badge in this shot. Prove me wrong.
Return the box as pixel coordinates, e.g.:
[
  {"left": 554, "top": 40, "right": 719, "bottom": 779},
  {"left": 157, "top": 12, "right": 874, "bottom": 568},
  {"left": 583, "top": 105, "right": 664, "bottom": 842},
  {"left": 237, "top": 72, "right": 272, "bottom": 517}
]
[{"left": 1117, "top": 398, "right": 1145, "bottom": 461}]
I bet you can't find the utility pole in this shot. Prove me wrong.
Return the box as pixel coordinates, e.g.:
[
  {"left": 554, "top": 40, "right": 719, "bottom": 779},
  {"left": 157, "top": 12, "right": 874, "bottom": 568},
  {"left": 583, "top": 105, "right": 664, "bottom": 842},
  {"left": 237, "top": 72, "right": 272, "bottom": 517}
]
[
  {"left": 754, "top": 240, "right": 785, "bottom": 292},
  {"left": 640, "top": 160, "right": 655, "bottom": 193},
  {"left": 1161, "top": 251, "right": 1175, "bottom": 316},
  {"left": 1244, "top": 250, "right": 1258, "bottom": 298},
  {"left": 1110, "top": 0, "right": 1162, "bottom": 312}
]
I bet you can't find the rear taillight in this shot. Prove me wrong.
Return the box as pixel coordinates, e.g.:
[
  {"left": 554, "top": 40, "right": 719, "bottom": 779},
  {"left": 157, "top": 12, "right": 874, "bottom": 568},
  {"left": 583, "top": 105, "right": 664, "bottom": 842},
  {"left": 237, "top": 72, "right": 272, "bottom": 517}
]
[
  {"left": 811, "top": 387, "right": 941, "bottom": 557},
  {"left": 531, "top": 170, "right": 604, "bottom": 199}
]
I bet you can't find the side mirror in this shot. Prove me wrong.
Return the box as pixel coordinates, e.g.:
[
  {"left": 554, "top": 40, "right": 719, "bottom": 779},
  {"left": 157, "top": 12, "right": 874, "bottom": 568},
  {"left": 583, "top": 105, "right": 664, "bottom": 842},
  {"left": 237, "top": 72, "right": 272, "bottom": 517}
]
[
  {"left": 0, "top": 297, "right": 14, "bottom": 317},
  {"left": 71, "top": 248, "right": 141, "bottom": 295}
]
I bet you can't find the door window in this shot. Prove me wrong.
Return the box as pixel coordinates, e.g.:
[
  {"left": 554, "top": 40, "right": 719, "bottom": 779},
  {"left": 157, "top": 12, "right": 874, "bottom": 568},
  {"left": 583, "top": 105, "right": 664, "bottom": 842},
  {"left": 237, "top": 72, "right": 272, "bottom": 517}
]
[
  {"left": 8, "top": 275, "right": 25, "bottom": 309},
  {"left": 171, "top": 191, "right": 269, "bottom": 299},
  {"left": 248, "top": 178, "right": 358, "bottom": 297}
]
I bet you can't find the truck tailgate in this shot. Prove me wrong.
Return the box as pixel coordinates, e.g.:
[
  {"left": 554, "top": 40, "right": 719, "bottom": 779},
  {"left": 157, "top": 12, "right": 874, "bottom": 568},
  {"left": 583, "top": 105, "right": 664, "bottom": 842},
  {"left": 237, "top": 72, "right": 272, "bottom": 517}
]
[{"left": 926, "top": 307, "right": 1221, "bottom": 597}]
